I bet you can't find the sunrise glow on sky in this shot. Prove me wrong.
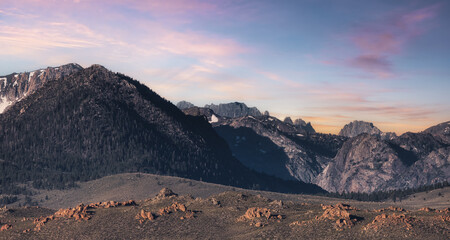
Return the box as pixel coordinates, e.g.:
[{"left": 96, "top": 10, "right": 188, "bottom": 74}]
[{"left": 1, "top": 0, "right": 449, "bottom": 134}]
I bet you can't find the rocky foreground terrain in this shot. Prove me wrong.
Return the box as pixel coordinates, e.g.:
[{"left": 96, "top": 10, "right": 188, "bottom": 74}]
[{"left": 0, "top": 187, "right": 448, "bottom": 240}]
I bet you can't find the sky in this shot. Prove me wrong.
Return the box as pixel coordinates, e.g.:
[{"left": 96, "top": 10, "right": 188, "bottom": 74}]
[{"left": 0, "top": 0, "right": 449, "bottom": 134}]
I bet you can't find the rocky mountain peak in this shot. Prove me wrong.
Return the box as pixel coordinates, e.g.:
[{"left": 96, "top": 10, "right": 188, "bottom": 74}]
[
  {"left": 423, "top": 121, "right": 450, "bottom": 144},
  {"left": 204, "top": 102, "right": 262, "bottom": 118},
  {"left": 283, "top": 117, "right": 293, "bottom": 125},
  {"left": 176, "top": 101, "right": 195, "bottom": 110},
  {"left": 338, "top": 120, "right": 382, "bottom": 138},
  {"left": 294, "top": 118, "right": 307, "bottom": 127},
  {"left": 0, "top": 63, "right": 83, "bottom": 113}
]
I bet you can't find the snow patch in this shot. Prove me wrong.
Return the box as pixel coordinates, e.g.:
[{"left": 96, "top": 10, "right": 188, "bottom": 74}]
[
  {"left": 14, "top": 74, "right": 18, "bottom": 78},
  {"left": 296, "top": 134, "right": 304, "bottom": 137},
  {"left": 13, "top": 81, "right": 18, "bottom": 87},
  {"left": 29, "top": 71, "right": 35, "bottom": 81},
  {"left": 0, "top": 96, "right": 12, "bottom": 114},
  {"left": 0, "top": 77, "right": 6, "bottom": 83},
  {"left": 210, "top": 114, "right": 219, "bottom": 123}
]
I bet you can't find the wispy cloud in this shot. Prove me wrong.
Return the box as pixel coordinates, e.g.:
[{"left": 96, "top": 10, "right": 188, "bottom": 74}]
[
  {"left": 346, "top": 3, "right": 441, "bottom": 78},
  {"left": 349, "top": 55, "right": 392, "bottom": 78}
]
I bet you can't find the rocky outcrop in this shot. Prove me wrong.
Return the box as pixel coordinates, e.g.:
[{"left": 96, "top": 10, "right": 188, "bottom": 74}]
[
  {"left": 0, "top": 224, "right": 11, "bottom": 231},
  {"left": 156, "top": 188, "right": 178, "bottom": 199},
  {"left": 204, "top": 102, "right": 262, "bottom": 118},
  {"left": 237, "top": 207, "right": 282, "bottom": 227},
  {"left": 54, "top": 204, "right": 91, "bottom": 221},
  {"left": 0, "top": 63, "right": 83, "bottom": 113},
  {"left": 158, "top": 202, "right": 187, "bottom": 215},
  {"left": 176, "top": 101, "right": 195, "bottom": 110},
  {"left": 137, "top": 209, "right": 155, "bottom": 222},
  {"left": 363, "top": 213, "right": 418, "bottom": 232},
  {"left": 291, "top": 203, "right": 361, "bottom": 231}
]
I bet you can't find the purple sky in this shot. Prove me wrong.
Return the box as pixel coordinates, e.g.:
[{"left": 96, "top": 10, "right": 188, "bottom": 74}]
[{"left": 1, "top": 0, "right": 449, "bottom": 134}]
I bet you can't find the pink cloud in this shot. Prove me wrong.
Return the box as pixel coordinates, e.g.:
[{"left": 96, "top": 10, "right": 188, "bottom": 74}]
[
  {"left": 347, "top": 3, "right": 441, "bottom": 78},
  {"left": 349, "top": 54, "right": 392, "bottom": 78}
]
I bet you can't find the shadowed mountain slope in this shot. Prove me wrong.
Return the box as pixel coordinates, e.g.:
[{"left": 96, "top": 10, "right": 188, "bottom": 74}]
[{"left": 0, "top": 64, "right": 323, "bottom": 195}]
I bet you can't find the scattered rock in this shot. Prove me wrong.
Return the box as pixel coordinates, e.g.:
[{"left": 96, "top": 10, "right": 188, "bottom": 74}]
[
  {"left": 158, "top": 202, "right": 187, "bottom": 216},
  {"left": 419, "top": 207, "right": 435, "bottom": 212},
  {"left": 1, "top": 224, "right": 12, "bottom": 231},
  {"left": 437, "top": 215, "right": 450, "bottom": 222},
  {"left": 239, "top": 207, "right": 272, "bottom": 221},
  {"left": 180, "top": 211, "right": 195, "bottom": 220},
  {"left": 156, "top": 188, "right": 178, "bottom": 199},
  {"left": 319, "top": 204, "right": 359, "bottom": 230},
  {"left": 292, "top": 203, "right": 361, "bottom": 231},
  {"left": 364, "top": 213, "right": 417, "bottom": 232},
  {"left": 136, "top": 209, "right": 154, "bottom": 223},
  {"left": 436, "top": 208, "right": 450, "bottom": 214},
  {"left": 237, "top": 207, "right": 282, "bottom": 227},
  {"left": 33, "top": 216, "right": 54, "bottom": 232},
  {"left": 375, "top": 206, "right": 406, "bottom": 212},
  {"left": 210, "top": 198, "right": 221, "bottom": 206}
]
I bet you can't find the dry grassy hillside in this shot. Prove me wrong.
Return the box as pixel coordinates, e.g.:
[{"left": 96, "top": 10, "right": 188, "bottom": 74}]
[{"left": 10, "top": 173, "right": 450, "bottom": 210}]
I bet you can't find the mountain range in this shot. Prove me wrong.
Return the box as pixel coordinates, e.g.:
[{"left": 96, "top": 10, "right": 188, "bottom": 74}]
[
  {"left": 0, "top": 64, "right": 448, "bottom": 200},
  {"left": 178, "top": 102, "right": 449, "bottom": 194}
]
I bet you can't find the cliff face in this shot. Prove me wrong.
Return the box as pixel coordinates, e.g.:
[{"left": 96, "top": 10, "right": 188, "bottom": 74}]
[
  {"left": 315, "top": 131, "right": 449, "bottom": 193},
  {"left": 204, "top": 102, "right": 262, "bottom": 118},
  {"left": 315, "top": 134, "right": 407, "bottom": 193},
  {"left": 0, "top": 63, "right": 83, "bottom": 113}
]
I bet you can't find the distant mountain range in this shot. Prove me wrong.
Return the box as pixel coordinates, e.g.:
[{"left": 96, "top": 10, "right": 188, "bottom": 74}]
[
  {"left": 0, "top": 64, "right": 447, "bottom": 198},
  {"left": 178, "top": 102, "right": 449, "bottom": 194},
  {"left": 0, "top": 64, "right": 322, "bottom": 197}
]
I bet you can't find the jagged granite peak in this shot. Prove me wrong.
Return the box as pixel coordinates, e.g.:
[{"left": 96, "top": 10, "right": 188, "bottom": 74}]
[
  {"left": 294, "top": 118, "right": 307, "bottom": 127},
  {"left": 339, "top": 120, "right": 382, "bottom": 138},
  {"left": 0, "top": 64, "right": 323, "bottom": 195},
  {"left": 0, "top": 63, "right": 83, "bottom": 113},
  {"left": 204, "top": 102, "right": 262, "bottom": 118},
  {"left": 283, "top": 117, "right": 293, "bottom": 125},
  {"left": 423, "top": 121, "right": 450, "bottom": 144},
  {"left": 176, "top": 100, "right": 195, "bottom": 110},
  {"left": 263, "top": 110, "right": 270, "bottom": 116}
]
